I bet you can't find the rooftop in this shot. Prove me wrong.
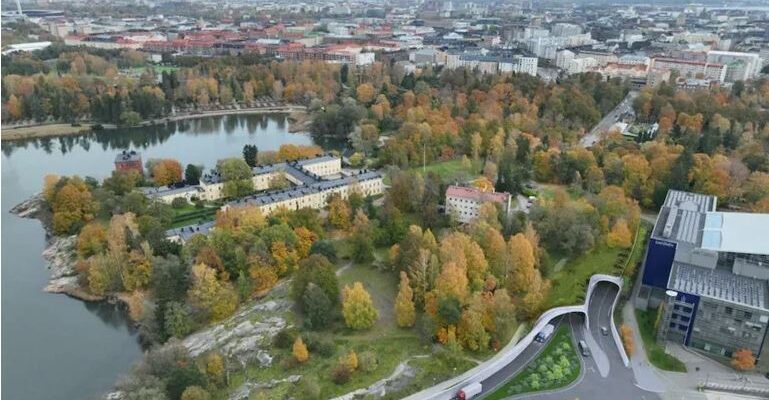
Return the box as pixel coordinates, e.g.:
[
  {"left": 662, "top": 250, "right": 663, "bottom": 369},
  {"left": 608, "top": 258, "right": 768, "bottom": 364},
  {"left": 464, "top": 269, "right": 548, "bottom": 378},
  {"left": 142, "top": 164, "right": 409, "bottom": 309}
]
[
  {"left": 230, "top": 170, "right": 382, "bottom": 208},
  {"left": 445, "top": 185, "right": 510, "bottom": 204},
  {"left": 668, "top": 262, "right": 769, "bottom": 310},
  {"left": 165, "top": 221, "right": 215, "bottom": 242},
  {"left": 652, "top": 190, "right": 717, "bottom": 245},
  {"left": 700, "top": 212, "right": 769, "bottom": 256},
  {"left": 141, "top": 185, "right": 200, "bottom": 197}
]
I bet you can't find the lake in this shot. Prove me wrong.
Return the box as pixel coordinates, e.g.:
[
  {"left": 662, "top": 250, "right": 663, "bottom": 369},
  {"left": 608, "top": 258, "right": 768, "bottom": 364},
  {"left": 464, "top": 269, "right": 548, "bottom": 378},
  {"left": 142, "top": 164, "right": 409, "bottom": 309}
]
[{"left": 1, "top": 114, "right": 327, "bottom": 400}]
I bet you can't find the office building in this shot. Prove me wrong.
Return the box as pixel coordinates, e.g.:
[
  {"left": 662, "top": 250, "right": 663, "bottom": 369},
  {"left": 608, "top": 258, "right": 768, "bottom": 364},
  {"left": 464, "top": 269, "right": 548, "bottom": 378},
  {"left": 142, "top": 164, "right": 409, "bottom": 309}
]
[{"left": 639, "top": 190, "right": 769, "bottom": 369}]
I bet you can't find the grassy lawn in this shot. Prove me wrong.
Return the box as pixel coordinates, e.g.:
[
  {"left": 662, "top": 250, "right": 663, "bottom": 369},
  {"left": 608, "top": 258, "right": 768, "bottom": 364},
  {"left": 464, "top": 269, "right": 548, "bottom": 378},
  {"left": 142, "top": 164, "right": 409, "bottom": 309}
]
[
  {"left": 408, "top": 159, "right": 481, "bottom": 181},
  {"left": 215, "top": 258, "right": 511, "bottom": 400},
  {"left": 217, "top": 262, "right": 431, "bottom": 399},
  {"left": 544, "top": 245, "right": 624, "bottom": 309},
  {"left": 1, "top": 123, "right": 92, "bottom": 140},
  {"left": 635, "top": 310, "right": 687, "bottom": 372},
  {"left": 337, "top": 263, "right": 399, "bottom": 330},
  {"left": 169, "top": 202, "right": 220, "bottom": 228},
  {"left": 484, "top": 325, "right": 581, "bottom": 400}
]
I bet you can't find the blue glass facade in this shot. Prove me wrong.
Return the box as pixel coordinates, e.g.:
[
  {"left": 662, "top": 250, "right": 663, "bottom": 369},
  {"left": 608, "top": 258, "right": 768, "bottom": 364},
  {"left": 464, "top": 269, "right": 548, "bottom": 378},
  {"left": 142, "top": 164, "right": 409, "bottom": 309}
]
[{"left": 642, "top": 239, "right": 677, "bottom": 289}]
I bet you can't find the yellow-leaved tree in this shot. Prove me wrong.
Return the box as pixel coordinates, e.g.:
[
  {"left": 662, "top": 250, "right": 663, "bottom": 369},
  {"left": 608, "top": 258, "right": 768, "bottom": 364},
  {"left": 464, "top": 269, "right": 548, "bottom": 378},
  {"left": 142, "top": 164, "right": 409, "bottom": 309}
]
[
  {"left": 394, "top": 271, "right": 416, "bottom": 327},
  {"left": 188, "top": 263, "right": 238, "bottom": 322},
  {"left": 607, "top": 219, "right": 633, "bottom": 248},
  {"left": 342, "top": 282, "right": 379, "bottom": 330},
  {"left": 293, "top": 336, "right": 309, "bottom": 363}
]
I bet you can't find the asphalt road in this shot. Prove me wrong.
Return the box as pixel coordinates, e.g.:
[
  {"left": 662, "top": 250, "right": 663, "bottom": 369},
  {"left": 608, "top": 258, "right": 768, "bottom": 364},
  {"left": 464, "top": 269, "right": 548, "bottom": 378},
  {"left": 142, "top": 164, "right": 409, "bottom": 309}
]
[
  {"left": 477, "top": 282, "right": 661, "bottom": 400},
  {"left": 580, "top": 91, "right": 638, "bottom": 147},
  {"left": 476, "top": 316, "right": 566, "bottom": 397}
]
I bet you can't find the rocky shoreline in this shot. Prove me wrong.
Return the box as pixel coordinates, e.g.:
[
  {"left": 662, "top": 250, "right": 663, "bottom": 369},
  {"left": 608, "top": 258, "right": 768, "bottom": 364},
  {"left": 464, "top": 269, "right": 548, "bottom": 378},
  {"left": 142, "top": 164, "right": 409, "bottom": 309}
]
[{"left": 10, "top": 194, "right": 107, "bottom": 303}]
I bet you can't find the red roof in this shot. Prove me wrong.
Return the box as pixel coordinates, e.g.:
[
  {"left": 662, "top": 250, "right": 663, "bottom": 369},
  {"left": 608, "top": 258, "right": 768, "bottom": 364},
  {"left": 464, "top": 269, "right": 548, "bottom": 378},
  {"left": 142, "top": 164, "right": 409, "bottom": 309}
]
[{"left": 446, "top": 185, "right": 510, "bottom": 204}]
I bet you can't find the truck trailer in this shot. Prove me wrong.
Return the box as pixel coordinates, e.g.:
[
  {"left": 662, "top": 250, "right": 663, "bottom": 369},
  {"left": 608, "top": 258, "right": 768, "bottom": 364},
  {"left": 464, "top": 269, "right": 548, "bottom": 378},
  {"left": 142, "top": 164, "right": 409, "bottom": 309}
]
[{"left": 457, "top": 382, "right": 482, "bottom": 400}]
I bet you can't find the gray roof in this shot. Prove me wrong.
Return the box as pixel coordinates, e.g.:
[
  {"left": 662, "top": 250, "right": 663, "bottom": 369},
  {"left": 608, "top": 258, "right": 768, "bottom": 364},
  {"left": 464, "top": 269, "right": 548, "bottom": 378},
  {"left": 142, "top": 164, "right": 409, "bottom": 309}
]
[
  {"left": 229, "top": 170, "right": 382, "bottom": 209},
  {"left": 294, "top": 154, "right": 337, "bottom": 167},
  {"left": 141, "top": 185, "right": 200, "bottom": 197},
  {"left": 200, "top": 155, "right": 337, "bottom": 185},
  {"left": 165, "top": 221, "right": 215, "bottom": 242},
  {"left": 652, "top": 190, "right": 717, "bottom": 245},
  {"left": 668, "top": 262, "right": 769, "bottom": 311}
]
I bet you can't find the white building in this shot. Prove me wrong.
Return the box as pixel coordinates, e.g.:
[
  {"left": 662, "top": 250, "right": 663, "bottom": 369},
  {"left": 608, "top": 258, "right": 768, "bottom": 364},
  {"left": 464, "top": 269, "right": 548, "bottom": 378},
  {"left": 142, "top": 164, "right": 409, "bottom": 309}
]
[
  {"left": 650, "top": 57, "right": 727, "bottom": 83},
  {"left": 445, "top": 185, "right": 512, "bottom": 224},
  {"left": 706, "top": 51, "right": 762, "bottom": 82},
  {"left": 552, "top": 23, "right": 582, "bottom": 37},
  {"left": 499, "top": 55, "right": 538, "bottom": 76}
]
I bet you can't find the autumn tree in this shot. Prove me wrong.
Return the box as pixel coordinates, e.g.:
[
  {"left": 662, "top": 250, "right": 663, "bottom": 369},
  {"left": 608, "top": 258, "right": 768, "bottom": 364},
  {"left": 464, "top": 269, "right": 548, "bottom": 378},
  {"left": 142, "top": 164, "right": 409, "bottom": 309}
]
[
  {"left": 342, "top": 282, "right": 379, "bottom": 330},
  {"left": 215, "top": 205, "right": 266, "bottom": 235},
  {"left": 77, "top": 222, "right": 108, "bottom": 258},
  {"left": 506, "top": 233, "right": 537, "bottom": 294},
  {"left": 327, "top": 194, "right": 351, "bottom": 230},
  {"left": 607, "top": 219, "right": 633, "bottom": 248},
  {"left": 293, "top": 336, "right": 310, "bottom": 363},
  {"left": 394, "top": 271, "right": 416, "bottom": 328},
  {"left": 457, "top": 302, "right": 490, "bottom": 351},
  {"left": 356, "top": 83, "right": 376, "bottom": 104},
  {"left": 439, "top": 232, "right": 488, "bottom": 291},
  {"left": 47, "top": 176, "right": 98, "bottom": 235},
  {"left": 342, "top": 350, "right": 358, "bottom": 372},
  {"left": 205, "top": 352, "right": 225, "bottom": 384},
  {"left": 181, "top": 386, "right": 211, "bottom": 400},
  {"left": 731, "top": 348, "right": 756, "bottom": 371},
  {"left": 152, "top": 159, "right": 183, "bottom": 186},
  {"left": 188, "top": 263, "right": 238, "bottom": 322},
  {"left": 348, "top": 210, "right": 374, "bottom": 262}
]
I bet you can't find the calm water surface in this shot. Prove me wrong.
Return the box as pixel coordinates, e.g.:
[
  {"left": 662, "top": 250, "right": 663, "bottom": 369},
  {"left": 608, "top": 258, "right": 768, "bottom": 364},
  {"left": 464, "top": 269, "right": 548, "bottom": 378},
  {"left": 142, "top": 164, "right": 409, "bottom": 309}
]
[{"left": 1, "top": 114, "right": 324, "bottom": 400}]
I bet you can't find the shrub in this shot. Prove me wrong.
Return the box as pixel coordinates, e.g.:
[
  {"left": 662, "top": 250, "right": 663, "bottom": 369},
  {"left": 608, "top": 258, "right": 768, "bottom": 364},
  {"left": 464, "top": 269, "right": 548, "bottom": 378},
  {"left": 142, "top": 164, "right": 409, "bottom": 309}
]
[
  {"left": 273, "top": 328, "right": 298, "bottom": 349},
  {"left": 341, "top": 350, "right": 358, "bottom": 372},
  {"left": 171, "top": 197, "right": 189, "bottom": 209},
  {"left": 620, "top": 324, "right": 635, "bottom": 357},
  {"left": 304, "top": 334, "right": 336, "bottom": 358},
  {"left": 280, "top": 355, "right": 298, "bottom": 370},
  {"left": 294, "top": 376, "right": 322, "bottom": 400},
  {"left": 358, "top": 351, "right": 378, "bottom": 372},
  {"left": 331, "top": 363, "right": 352, "bottom": 384}
]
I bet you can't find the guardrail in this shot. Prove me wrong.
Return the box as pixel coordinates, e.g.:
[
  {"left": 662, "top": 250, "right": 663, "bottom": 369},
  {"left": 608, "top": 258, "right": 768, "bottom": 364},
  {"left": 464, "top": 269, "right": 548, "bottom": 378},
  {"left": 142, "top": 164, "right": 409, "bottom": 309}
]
[{"left": 403, "top": 274, "right": 627, "bottom": 400}]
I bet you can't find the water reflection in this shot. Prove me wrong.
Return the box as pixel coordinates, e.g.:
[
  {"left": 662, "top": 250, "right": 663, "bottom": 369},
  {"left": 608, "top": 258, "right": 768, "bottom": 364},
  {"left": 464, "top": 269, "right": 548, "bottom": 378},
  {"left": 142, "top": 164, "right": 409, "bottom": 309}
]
[
  {"left": 0, "top": 114, "right": 295, "bottom": 157},
  {"left": 83, "top": 301, "right": 140, "bottom": 338},
  {"left": 2, "top": 114, "right": 349, "bottom": 158}
]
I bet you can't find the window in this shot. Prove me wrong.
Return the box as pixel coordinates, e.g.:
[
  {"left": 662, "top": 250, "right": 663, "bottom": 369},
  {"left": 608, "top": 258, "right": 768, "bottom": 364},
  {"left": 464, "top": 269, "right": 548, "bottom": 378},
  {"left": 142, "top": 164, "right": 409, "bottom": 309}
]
[
  {"left": 744, "top": 312, "right": 753, "bottom": 320},
  {"left": 725, "top": 307, "right": 733, "bottom": 315}
]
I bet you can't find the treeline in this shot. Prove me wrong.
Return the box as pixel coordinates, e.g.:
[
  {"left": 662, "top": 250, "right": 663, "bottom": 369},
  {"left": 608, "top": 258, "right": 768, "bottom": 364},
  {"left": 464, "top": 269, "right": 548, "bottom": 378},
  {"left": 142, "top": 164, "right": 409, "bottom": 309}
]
[{"left": 2, "top": 47, "right": 342, "bottom": 124}]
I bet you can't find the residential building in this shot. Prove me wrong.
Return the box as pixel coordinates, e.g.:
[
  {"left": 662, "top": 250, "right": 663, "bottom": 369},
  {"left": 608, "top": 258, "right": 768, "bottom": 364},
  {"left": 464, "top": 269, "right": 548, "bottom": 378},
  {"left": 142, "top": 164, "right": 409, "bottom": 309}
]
[
  {"left": 445, "top": 185, "right": 512, "bottom": 224},
  {"left": 639, "top": 190, "right": 769, "bottom": 369},
  {"left": 649, "top": 57, "right": 727, "bottom": 83},
  {"left": 706, "top": 51, "right": 762, "bottom": 82}
]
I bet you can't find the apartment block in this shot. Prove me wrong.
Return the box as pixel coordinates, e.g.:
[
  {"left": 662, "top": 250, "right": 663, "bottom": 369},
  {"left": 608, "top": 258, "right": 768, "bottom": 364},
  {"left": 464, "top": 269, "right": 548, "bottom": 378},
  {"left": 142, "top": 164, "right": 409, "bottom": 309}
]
[{"left": 445, "top": 185, "right": 512, "bottom": 224}]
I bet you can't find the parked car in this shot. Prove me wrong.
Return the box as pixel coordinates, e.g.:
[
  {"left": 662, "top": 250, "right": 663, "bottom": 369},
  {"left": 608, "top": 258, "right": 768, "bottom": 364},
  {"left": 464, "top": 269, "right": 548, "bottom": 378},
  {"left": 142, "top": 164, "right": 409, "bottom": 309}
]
[{"left": 601, "top": 326, "right": 609, "bottom": 336}]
